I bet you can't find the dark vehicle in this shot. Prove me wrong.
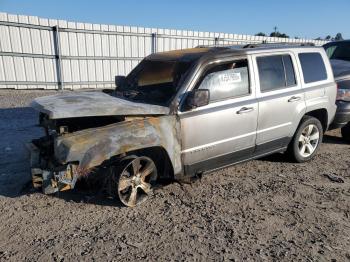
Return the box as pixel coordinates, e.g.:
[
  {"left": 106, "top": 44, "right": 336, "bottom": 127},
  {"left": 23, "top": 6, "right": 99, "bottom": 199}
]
[{"left": 324, "top": 40, "right": 350, "bottom": 141}]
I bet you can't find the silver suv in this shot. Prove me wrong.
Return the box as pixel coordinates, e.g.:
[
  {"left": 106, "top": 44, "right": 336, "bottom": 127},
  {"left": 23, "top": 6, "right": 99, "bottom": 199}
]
[{"left": 30, "top": 44, "right": 337, "bottom": 207}]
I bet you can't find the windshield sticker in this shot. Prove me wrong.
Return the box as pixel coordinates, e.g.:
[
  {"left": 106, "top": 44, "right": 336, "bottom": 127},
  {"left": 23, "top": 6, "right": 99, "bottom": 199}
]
[{"left": 220, "top": 72, "right": 242, "bottom": 84}]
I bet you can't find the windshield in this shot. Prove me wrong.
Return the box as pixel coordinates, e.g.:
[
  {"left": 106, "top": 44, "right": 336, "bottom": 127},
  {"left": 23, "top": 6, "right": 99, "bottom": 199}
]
[
  {"left": 115, "top": 59, "right": 195, "bottom": 106},
  {"left": 325, "top": 42, "right": 350, "bottom": 62}
]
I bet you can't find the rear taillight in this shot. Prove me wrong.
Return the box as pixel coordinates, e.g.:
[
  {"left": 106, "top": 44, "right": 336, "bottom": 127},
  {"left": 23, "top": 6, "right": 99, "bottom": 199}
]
[
  {"left": 336, "top": 80, "right": 350, "bottom": 101},
  {"left": 337, "top": 88, "right": 350, "bottom": 101}
]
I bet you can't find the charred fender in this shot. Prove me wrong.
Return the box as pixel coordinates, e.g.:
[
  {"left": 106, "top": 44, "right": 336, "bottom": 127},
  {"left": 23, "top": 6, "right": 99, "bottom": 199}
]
[{"left": 55, "top": 115, "right": 182, "bottom": 175}]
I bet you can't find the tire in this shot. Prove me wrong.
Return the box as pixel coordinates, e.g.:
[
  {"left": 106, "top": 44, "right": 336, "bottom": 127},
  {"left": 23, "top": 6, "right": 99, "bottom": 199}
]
[
  {"left": 288, "top": 116, "right": 323, "bottom": 163},
  {"left": 341, "top": 122, "right": 350, "bottom": 143},
  {"left": 110, "top": 156, "right": 158, "bottom": 207}
]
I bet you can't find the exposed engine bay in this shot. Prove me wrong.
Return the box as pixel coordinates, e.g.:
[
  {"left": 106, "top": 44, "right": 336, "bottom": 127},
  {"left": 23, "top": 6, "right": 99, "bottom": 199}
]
[{"left": 28, "top": 91, "right": 181, "bottom": 196}]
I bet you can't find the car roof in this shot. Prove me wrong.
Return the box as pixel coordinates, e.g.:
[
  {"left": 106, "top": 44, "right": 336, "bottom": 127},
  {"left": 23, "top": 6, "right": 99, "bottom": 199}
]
[
  {"left": 324, "top": 40, "right": 350, "bottom": 46},
  {"left": 146, "top": 44, "right": 324, "bottom": 63}
]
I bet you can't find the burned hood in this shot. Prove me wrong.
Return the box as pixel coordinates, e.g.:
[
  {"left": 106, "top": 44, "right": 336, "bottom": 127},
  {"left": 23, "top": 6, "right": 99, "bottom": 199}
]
[{"left": 31, "top": 91, "right": 170, "bottom": 119}]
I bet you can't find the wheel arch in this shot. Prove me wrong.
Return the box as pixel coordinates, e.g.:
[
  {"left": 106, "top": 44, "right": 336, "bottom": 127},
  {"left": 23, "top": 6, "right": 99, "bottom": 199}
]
[
  {"left": 110, "top": 146, "right": 175, "bottom": 180},
  {"left": 304, "top": 108, "right": 328, "bottom": 133},
  {"left": 57, "top": 116, "right": 182, "bottom": 176}
]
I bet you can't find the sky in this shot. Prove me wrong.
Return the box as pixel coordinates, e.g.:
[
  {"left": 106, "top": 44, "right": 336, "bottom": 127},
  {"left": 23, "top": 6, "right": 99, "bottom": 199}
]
[{"left": 0, "top": 0, "right": 349, "bottom": 39}]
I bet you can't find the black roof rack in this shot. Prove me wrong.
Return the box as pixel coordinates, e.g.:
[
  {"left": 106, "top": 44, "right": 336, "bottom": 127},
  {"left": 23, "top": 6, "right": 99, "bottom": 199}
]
[
  {"left": 242, "top": 42, "right": 315, "bottom": 49},
  {"left": 195, "top": 45, "right": 229, "bottom": 48},
  {"left": 196, "top": 41, "right": 316, "bottom": 49}
]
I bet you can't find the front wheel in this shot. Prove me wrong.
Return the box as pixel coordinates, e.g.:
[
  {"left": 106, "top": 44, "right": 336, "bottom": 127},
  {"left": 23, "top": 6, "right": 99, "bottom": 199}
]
[
  {"left": 341, "top": 122, "right": 350, "bottom": 143},
  {"left": 111, "top": 156, "right": 158, "bottom": 207},
  {"left": 288, "top": 116, "right": 323, "bottom": 163}
]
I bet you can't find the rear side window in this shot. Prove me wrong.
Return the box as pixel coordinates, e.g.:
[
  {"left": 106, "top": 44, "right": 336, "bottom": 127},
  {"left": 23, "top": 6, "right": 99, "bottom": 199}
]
[
  {"left": 299, "top": 53, "right": 327, "bottom": 83},
  {"left": 325, "top": 45, "right": 337, "bottom": 58},
  {"left": 257, "top": 55, "right": 296, "bottom": 92},
  {"left": 325, "top": 43, "right": 350, "bottom": 62},
  {"left": 198, "top": 60, "right": 250, "bottom": 102}
]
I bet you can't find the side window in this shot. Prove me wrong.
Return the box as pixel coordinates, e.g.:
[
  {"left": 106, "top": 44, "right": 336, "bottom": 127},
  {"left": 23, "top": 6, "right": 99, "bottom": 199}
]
[
  {"left": 257, "top": 55, "right": 296, "bottom": 92},
  {"left": 327, "top": 43, "right": 350, "bottom": 61},
  {"left": 198, "top": 60, "right": 250, "bottom": 102},
  {"left": 299, "top": 53, "right": 327, "bottom": 83},
  {"left": 325, "top": 45, "right": 337, "bottom": 58}
]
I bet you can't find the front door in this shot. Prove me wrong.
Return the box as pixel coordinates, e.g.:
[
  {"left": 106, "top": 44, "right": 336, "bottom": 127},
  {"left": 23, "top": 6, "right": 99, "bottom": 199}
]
[{"left": 179, "top": 57, "right": 258, "bottom": 175}]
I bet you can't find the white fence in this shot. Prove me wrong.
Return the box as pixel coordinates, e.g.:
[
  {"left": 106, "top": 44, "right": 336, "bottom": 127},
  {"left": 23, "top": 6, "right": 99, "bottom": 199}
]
[{"left": 0, "top": 12, "right": 328, "bottom": 90}]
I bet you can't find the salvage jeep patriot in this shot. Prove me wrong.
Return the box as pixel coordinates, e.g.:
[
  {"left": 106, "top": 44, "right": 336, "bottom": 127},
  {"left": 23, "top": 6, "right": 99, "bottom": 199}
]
[{"left": 30, "top": 44, "right": 337, "bottom": 207}]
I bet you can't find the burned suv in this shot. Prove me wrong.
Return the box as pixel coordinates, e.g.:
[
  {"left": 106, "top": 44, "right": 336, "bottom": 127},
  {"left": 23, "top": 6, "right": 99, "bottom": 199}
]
[{"left": 30, "top": 45, "right": 337, "bottom": 207}]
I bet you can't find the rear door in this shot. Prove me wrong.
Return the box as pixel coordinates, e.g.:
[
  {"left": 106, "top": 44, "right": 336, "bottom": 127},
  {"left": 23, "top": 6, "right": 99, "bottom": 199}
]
[{"left": 252, "top": 52, "right": 306, "bottom": 154}]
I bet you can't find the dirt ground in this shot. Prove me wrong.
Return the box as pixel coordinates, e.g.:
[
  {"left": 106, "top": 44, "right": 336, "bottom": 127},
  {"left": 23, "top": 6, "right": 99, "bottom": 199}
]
[{"left": 0, "top": 90, "right": 349, "bottom": 262}]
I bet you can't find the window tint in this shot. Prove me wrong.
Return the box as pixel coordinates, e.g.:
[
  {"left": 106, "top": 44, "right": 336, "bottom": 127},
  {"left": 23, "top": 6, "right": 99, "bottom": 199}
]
[
  {"left": 257, "top": 55, "right": 296, "bottom": 92},
  {"left": 299, "top": 53, "right": 327, "bottom": 83},
  {"left": 325, "top": 43, "right": 350, "bottom": 62},
  {"left": 198, "top": 60, "right": 250, "bottom": 102},
  {"left": 325, "top": 45, "right": 337, "bottom": 58}
]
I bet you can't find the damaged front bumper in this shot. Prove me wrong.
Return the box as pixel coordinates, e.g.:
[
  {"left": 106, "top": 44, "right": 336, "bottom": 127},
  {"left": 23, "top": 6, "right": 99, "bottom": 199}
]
[{"left": 28, "top": 143, "right": 79, "bottom": 194}]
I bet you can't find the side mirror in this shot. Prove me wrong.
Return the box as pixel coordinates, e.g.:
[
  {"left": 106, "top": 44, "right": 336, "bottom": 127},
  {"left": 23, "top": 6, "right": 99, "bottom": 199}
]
[
  {"left": 115, "top": 75, "right": 127, "bottom": 89},
  {"left": 186, "top": 89, "right": 210, "bottom": 109}
]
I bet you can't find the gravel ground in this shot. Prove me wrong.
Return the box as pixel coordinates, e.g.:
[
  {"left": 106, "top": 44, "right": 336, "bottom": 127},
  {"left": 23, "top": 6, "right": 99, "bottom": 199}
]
[{"left": 0, "top": 90, "right": 349, "bottom": 261}]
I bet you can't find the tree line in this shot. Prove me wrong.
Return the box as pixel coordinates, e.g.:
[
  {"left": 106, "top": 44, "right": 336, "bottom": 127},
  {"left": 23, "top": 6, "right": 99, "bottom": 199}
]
[{"left": 255, "top": 30, "right": 344, "bottom": 41}]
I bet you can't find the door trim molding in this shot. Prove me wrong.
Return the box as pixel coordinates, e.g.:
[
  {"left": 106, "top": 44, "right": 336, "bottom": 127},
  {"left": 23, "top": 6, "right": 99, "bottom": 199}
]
[
  {"left": 257, "top": 122, "right": 292, "bottom": 134},
  {"left": 181, "top": 131, "right": 256, "bottom": 154},
  {"left": 184, "top": 136, "right": 291, "bottom": 176}
]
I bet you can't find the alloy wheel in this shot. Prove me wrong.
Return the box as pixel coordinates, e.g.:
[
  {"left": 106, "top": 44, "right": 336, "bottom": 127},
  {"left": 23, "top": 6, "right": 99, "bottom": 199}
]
[
  {"left": 115, "top": 157, "right": 157, "bottom": 207},
  {"left": 298, "top": 124, "right": 320, "bottom": 158}
]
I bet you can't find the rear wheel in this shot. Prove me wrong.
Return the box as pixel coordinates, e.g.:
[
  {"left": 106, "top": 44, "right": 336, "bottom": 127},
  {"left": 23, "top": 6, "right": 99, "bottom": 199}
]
[
  {"left": 289, "top": 116, "right": 323, "bottom": 163},
  {"left": 341, "top": 122, "right": 350, "bottom": 143},
  {"left": 111, "top": 156, "right": 158, "bottom": 207}
]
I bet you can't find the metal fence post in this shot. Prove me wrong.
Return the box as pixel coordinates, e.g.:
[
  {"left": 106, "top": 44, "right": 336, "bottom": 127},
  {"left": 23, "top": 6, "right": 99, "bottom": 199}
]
[
  {"left": 52, "top": 26, "right": 63, "bottom": 90},
  {"left": 214, "top": 37, "right": 219, "bottom": 46},
  {"left": 151, "top": 33, "right": 157, "bottom": 53}
]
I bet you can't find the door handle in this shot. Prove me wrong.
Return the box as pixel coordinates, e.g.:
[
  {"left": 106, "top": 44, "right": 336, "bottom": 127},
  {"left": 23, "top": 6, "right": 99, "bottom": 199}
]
[
  {"left": 237, "top": 107, "right": 254, "bottom": 114},
  {"left": 288, "top": 96, "right": 301, "bottom": 102}
]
